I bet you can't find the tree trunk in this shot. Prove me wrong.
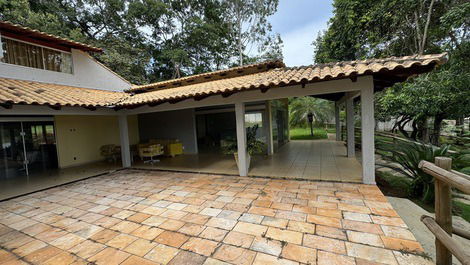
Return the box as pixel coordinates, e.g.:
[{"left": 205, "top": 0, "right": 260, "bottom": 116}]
[{"left": 431, "top": 114, "right": 445, "bottom": 146}]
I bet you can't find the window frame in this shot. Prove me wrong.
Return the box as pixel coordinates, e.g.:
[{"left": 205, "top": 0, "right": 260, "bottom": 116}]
[{"left": 0, "top": 35, "right": 74, "bottom": 74}]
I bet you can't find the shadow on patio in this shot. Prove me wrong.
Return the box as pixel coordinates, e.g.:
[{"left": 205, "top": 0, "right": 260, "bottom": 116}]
[{"left": 134, "top": 140, "right": 362, "bottom": 183}]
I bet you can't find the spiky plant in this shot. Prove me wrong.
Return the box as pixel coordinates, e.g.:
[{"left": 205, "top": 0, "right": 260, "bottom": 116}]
[{"left": 376, "top": 139, "right": 450, "bottom": 203}]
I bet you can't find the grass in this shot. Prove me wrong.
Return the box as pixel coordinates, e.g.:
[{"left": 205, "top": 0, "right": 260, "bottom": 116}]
[
  {"left": 290, "top": 127, "right": 328, "bottom": 140},
  {"left": 453, "top": 200, "right": 470, "bottom": 223}
]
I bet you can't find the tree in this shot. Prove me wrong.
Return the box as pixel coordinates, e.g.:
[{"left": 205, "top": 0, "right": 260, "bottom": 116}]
[
  {"left": 0, "top": 0, "right": 282, "bottom": 84},
  {"left": 289, "top": 97, "right": 334, "bottom": 129},
  {"left": 223, "top": 0, "right": 279, "bottom": 65},
  {"left": 313, "top": 0, "right": 470, "bottom": 145}
]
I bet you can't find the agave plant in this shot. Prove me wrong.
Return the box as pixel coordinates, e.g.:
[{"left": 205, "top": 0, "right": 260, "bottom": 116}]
[{"left": 376, "top": 139, "right": 450, "bottom": 203}]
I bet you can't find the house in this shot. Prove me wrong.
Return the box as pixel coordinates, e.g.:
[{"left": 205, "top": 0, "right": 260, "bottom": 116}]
[{"left": 0, "top": 21, "right": 447, "bottom": 199}]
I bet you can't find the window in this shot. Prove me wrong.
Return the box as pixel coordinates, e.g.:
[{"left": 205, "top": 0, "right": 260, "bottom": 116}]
[{"left": 1, "top": 37, "right": 73, "bottom": 74}]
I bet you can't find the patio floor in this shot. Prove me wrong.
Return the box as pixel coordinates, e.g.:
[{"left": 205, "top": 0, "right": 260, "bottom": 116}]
[
  {"left": 135, "top": 140, "right": 363, "bottom": 183},
  {"left": 0, "top": 170, "right": 431, "bottom": 265}
]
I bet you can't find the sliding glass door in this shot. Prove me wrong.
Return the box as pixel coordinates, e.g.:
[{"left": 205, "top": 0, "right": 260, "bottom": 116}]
[{"left": 0, "top": 120, "right": 57, "bottom": 179}]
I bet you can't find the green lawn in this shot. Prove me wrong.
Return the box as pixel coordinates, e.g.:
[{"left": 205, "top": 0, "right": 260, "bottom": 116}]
[{"left": 290, "top": 127, "right": 328, "bottom": 140}]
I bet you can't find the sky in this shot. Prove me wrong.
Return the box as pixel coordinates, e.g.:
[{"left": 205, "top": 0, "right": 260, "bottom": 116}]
[{"left": 268, "top": 0, "right": 333, "bottom": 67}]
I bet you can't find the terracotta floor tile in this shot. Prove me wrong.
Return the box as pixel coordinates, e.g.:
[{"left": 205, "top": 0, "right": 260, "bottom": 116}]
[
  {"left": 106, "top": 234, "right": 137, "bottom": 250},
  {"left": 199, "top": 227, "right": 228, "bottom": 241},
  {"left": 239, "top": 213, "right": 264, "bottom": 224},
  {"left": 233, "top": 222, "right": 268, "bottom": 237},
  {"left": 90, "top": 229, "right": 120, "bottom": 244},
  {"left": 124, "top": 238, "right": 157, "bottom": 257},
  {"left": 261, "top": 217, "right": 289, "bottom": 228},
  {"left": 344, "top": 212, "right": 372, "bottom": 223},
  {"left": 380, "top": 225, "right": 416, "bottom": 241},
  {"left": 345, "top": 242, "right": 398, "bottom": 265},
  {"left": 168, "top": 250, "right": 207, "bottom": 265},
  {"left": 89, "top": 247, "right": 131, "bottom": 265},
  {"left": 317, "top": 250, "right": 355, "bottom": 265},
  {"left": 287, "top": 220, "right": 316, "bottom": 234},
  {"left": 141, "top": 216, "right": 167, "bottom": 227},
  {"left": 252, "top": 253, "right": 298, "bottom": 265},
  {"left": 42, "top": 251, "right": 79, "bottom": 265},
  {"left": 178, "top": 223, "right": 205, "bottom": 236},
  {"left": 265, "top": 227, "right": 303, "bottom": 244},
  {"left": 111, "top": 221, "right": 141, "bottom": 234},
  {"left": 281, "top": 243, "right": 316, "bottom": 264},
  {"left": 0, "top": 170, "right": 423, "bottom": 265},
  {"left": 371, "top": 216, "right": 407, "bottom": 228},
  {"left": 275, "top": 210, "right": 306, "bottom": 222},
  {"left": 250, "top": 237, "right": 283, "bottom": 256},
  {"left": 23, "top": 246, "right": 62, "bottom": 264},
  {"left": 144, "top": 244, "right": 179, "bottom": 264},
  {"left": 205, "top": 217, "right": 237, "bottom": 230},
  {"left": 303, "top": 234, "right": 346, "bottom": 254},
  {"left": 69, "top": 240, "right": 106, "bottom": 259},
  {"left": 50, "top": 233, "right": 85, "bottom": 250},
  {"left": 248, "top": 206, "right": 276, "bottom": 217},
  {"left": 342, "top": 220, "right": 383, "bottom": 235},
  {"left": 200, "top": 207, "right": 223, "bottom": 217},
  {"left": 307, "top": 214, "right": 342, "bottom": 228},
  {"left": 393, "top": 251, "right": 434, "bottom": 265},
  {"left": 181, "top": 237, "right": 219, "bottom": 256},
  {"left": 159, "top": 219, "right": 186, "bottom": 231},
  {"left": 121, "top": 255, "right": 159, "bottom": 265},
  {"left": 126, "top": 212, "right": 151, "bottom": 223},
  {"left": 347, "top": 231, "right": 384, "bottom": 247},
  {"left": 381, "top": 236, "right": 423, "bottom": 253},
  {"left": 181, "top": 213, "right": 210, "bottom": 225},
  {"left": 213, "top": 244, "right": 256, "bottom": 265},
  {"left": 317, "top": 208, "right": 342, "bottom": 218},
  {"left": 155, "top": 231, "right": 189, "bottom": 248},
  {"left": 223, "top": 231, "right": 255, "bottom": 248}
]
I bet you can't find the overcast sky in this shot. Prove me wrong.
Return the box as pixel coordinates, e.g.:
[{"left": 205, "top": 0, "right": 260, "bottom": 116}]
[{"left": 268, "top": 0, "right": 333, "bottom": 67}]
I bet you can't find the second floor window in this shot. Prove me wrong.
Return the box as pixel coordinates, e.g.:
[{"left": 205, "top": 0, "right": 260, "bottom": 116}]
[{"left": 1, "top": 37, "right": 73, "bottom": 74}]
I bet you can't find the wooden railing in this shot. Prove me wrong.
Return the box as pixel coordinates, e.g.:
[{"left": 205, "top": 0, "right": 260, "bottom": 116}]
[{"left": 418, "top": 157, "right": 470, "bottom": 265}]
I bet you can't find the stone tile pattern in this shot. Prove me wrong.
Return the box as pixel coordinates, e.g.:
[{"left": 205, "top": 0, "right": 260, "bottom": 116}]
[{"left": 0, "top": 170, "right": 432, "bottom": 265}]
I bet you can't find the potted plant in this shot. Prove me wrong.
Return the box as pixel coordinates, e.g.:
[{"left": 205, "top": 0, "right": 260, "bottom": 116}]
[{"left": 222, "top": 125, "right": 266, "bottom": 170}]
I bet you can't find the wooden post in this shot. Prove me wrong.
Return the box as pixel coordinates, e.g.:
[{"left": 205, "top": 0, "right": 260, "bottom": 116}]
[{"left": 434, "top": 156, "right": 453, "bottom": 265}]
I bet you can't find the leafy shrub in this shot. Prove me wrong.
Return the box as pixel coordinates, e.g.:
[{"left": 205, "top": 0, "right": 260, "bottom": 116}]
[{"left": 376, "top": 139, "right": 450, "bottom": 203}]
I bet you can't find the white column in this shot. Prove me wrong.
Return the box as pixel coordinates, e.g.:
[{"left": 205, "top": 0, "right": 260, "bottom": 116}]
[
  {"left": 346, "top": 98, "right": 355, "bottom": 158},
  {"left": 361, "top": 84, "right": 375, "bottom": 184},
  {"left": 118, "top": 115, "right": 131, "bottom": 168},
  {"left": 235, "top": 102, "right": 248, "bottom": 176},
  {"left": 335, "top": 102, "right": 341, "bottom": 141},
  {"left": 265, "top": 101, "right": 274, "bottom": 155}
]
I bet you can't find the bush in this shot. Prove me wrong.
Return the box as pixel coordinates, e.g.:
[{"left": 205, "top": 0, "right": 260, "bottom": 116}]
[{"left": 376, "top": 139, "right": 450, "bottom": 203}]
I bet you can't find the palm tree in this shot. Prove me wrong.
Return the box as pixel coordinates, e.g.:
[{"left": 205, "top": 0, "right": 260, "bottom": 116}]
[{"left": 289, "top": 97, "right": 334, "bottom": 132}]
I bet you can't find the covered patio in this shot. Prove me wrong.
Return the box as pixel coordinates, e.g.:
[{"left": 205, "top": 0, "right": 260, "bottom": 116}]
[
  {"left": 135, "top": 140, "right": 362, "bottom": 183},
  {"left": 0, "top": 54, "right": 447, "bottom": 200}
]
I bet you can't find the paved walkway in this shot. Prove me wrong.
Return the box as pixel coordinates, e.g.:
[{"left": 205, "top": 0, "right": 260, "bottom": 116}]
[
  {"left": 136, "top": 140, "right": 363, "bottom": 183},
  {"left": 0, "top": 170, "right": 431, "bottom": 265}
]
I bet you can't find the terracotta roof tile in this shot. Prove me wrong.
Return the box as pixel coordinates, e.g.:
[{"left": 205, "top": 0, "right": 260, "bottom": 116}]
[
  {"left": 119, "top": 53, "right": 447, "bottom": 107},
  {"left": 0, "top": 78, "right": 126, "bottom": 107},
  {"left": 0, "top": 53, "right": 447, "bottom": 109},
  {"left": 0, "top": 21, "right": 102, "bottom": 52}
]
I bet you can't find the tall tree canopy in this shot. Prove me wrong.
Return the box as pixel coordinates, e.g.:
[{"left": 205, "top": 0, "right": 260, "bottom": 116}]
[
  {"left": 313, "top": 0, "right": 470, "bottom": 144},
  {"left": 0, "top": 0, "right": 281, "bottom": 84}
]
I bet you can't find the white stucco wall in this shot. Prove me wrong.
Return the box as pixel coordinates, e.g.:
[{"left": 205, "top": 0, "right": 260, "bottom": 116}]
[{"left": 0, "top": 48, "right": 130, "bottom": 91}]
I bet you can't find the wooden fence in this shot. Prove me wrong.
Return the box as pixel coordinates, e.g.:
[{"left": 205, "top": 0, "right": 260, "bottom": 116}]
[{"left": 419, "top": 157, "right": 470, "bottom": 265}]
